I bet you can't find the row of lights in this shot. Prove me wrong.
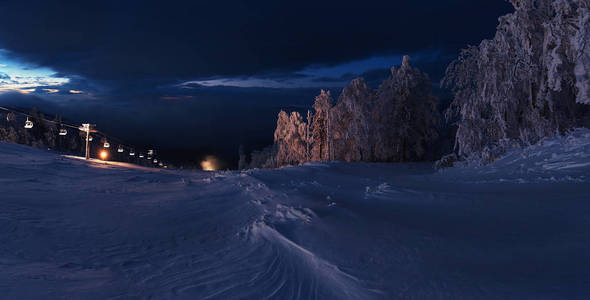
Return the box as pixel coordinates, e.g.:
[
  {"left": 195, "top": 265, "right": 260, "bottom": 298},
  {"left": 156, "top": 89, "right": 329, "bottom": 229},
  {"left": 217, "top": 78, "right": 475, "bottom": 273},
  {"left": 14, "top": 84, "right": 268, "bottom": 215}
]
[
  {"left": 98, "top": 147, "right": 167, "bottom": 168},
  {"left": 11, "top": 112, "right": 168, "bottom": 168}
]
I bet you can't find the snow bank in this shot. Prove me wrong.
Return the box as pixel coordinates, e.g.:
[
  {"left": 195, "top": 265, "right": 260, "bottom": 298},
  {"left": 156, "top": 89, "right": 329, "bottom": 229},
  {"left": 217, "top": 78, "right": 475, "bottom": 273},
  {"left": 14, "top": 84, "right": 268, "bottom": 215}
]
[
  {"left": 0, "top": 140, "right": 589, "bottom": 299},
  {"left": 440, "top": 128, "right": 590, "bottom": 183}
]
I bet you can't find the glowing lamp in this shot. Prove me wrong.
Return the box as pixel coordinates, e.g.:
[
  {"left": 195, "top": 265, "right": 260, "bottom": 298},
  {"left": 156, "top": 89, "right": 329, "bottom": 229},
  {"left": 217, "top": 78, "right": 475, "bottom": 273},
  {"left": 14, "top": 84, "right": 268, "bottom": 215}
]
[
  {"left": 99, "top": 150, "right": 108, "bottom": 160},
  {"left": 200, "top": 155, "right": 219, "bottom": 171}
]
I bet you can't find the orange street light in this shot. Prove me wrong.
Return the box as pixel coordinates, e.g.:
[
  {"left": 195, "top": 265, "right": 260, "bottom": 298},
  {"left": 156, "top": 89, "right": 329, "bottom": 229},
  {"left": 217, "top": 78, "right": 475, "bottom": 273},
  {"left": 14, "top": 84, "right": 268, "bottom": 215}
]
[{"left": 100, "top": 150, "right": 108, "bottom": 160}]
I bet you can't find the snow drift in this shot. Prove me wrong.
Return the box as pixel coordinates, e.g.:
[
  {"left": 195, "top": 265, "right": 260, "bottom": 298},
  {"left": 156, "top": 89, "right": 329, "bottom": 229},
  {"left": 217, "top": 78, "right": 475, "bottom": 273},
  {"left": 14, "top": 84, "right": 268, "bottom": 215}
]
[{"left": 1, "top": 129, "right": 589, "bottom": 299}]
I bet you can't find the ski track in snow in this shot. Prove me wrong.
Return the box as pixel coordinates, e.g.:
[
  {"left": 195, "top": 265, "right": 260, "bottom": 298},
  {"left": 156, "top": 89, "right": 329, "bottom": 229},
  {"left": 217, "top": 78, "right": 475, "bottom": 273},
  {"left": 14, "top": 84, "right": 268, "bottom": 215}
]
[{"left": 1, "top": 129, "right": 590, "bottom": 299}]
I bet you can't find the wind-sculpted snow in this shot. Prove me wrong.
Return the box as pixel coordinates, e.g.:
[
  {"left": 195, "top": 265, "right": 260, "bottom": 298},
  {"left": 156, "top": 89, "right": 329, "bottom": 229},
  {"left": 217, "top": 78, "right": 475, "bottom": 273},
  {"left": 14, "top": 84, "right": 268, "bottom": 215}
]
[
  {"left": 1, "top": 138, "right": 589, "bottom": 299},
  {"left": 439, "top": 128, "right": 590, "bottom": 184}
]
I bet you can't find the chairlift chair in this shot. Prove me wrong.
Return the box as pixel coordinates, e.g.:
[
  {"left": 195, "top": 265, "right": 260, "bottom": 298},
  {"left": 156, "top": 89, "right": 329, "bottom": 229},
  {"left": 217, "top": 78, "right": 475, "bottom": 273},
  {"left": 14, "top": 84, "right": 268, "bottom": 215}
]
[
  {"left": 129, "top": 150, "right": 136, "bottom": 156},
  {"left": 139, "top": 153, "right": 145, "bottom": 158},
  {"left": 153, "top": 159, "right": 158, "bottom": 163},
  {"left": 117, "top": 145, "right": 124, "bottom": 153},
  {"left": 59, "top": 128, "right": 67, "bottom": 136},
  {"left": 147, "top": 149, "right": 154, "bottom": 155},
  {"left": 104, "top": 141, "right": 110, "bottom": 148},
  {"left": 24, "top": 117, "right": 33, "bottom": 129},
  {"left": 88, "top": 135, "right": 93, "bottom": 142}
]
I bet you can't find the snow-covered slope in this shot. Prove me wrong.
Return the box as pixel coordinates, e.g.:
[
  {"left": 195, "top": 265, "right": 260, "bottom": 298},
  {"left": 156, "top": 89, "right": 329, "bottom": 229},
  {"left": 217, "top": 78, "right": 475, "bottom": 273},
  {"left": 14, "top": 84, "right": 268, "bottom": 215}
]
[{"left": 1, "top": 131, "right": 590, "bottom": 299}]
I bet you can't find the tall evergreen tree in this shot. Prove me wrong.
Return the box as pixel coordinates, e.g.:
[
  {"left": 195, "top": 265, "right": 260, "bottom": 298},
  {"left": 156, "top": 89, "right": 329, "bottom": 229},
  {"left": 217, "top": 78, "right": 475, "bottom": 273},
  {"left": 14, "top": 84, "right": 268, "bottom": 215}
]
[
  {"left": 273, "top": 111, "right": 308, "bottom": 166},
  {"left": 330, "top": 78, "right": 375, "bottom": 162},
  {"left": 373, "top": 56, "right": 439, "bottom": 161},
  {"left": 310, "top": 90, "right": 333, "bottom": 161}
]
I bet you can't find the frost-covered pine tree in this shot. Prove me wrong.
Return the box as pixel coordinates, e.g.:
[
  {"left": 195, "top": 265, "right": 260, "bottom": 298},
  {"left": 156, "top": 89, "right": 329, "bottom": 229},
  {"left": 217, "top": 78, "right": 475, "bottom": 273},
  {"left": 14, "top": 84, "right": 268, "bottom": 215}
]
[
  {"left": 373, "top": 56, "right": 440, "bottom": 161},
  {"left": 68, "top": 133, "right": 79, "bottom": 153},
  {"left": 43, "top": 115, "right": 59, "bottom": 149},
  {"left": 255, "top": 57, "right": 442, "bottom": 168},
  {"left": 273, "top": 110, "right": 308, "bottom": 166},
  {"left": 248, "top": 146, "right": 275, "bottom": 169},
  {"left": 442, "top": 0, "right": 590, "bottom": 164},
  {"left": 262, "top": 58, "right": 440, "bottom": 167},
  {"left": 330, "top": 78, "right": 375, "bottom": 162},
  {"left": 305, "top": 110, "right": 313, "bottom": 160},
  {"left": 310, "top": 90, "right": 333, "bottom": 161},
  {"left": 8, "top": 126, "right": 19, "bottom": 143}
]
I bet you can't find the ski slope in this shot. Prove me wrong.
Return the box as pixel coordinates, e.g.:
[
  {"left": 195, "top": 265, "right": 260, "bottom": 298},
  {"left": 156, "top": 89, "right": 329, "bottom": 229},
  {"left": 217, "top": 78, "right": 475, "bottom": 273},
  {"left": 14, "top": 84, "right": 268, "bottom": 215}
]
[{"left": 1, "top": 130, "right": 590, "bottom": 299}]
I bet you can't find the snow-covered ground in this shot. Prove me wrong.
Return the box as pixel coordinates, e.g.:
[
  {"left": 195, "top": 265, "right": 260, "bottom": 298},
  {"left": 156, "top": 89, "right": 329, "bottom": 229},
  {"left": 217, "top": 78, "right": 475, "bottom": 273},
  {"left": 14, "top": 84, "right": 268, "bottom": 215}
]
[{"left": 1, "top": 130, "right": 590, "bottom": 299}]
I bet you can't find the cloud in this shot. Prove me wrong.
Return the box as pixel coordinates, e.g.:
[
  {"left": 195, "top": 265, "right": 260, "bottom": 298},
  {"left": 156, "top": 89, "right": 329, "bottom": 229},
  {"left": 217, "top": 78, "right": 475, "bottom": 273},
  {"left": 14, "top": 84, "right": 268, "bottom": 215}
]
[
  {"left": 178, "top": 51, "right": 452, "bottom": 89},
  {"left": 0, "top": 74, "right": 69, "bottom": 94},
  {"left": 161, "top": 95, "right": 193, "bottom": 101},
  {"left": 0, "top": 51, "right": 71, "bottom": 94},
  {"left": 0, "top": 0, "right": 513, "bottom": 84}
]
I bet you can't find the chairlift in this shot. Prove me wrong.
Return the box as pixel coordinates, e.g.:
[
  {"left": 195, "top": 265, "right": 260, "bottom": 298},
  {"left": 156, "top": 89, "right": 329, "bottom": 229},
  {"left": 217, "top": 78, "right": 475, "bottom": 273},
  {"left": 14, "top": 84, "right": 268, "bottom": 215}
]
[
  {"left": 147, "top": 149, "right": 154, "bottom": 155},
  {"left": 147, "top": 156, "right": 152, "bottom": 160},
  {"left": 153, "top": 159, "right": 158, "bottom": 163},
  {"left": 117, "top": 145, "right": 124, "bottom": 153},
  {"left": 24, "top": 117, "right": 34, "bottom": 129},
  {"left": 59, "top": 128, "right": 67, "bottom": 136},
  {"left": 129, "top": 150, "right": 136, "bottom": 156},
  {"left": 104, "top": 141, "right": 110, "bottom": 148},
  {"left": 139, "top": 153, "right": 145, "bottom": 158}
]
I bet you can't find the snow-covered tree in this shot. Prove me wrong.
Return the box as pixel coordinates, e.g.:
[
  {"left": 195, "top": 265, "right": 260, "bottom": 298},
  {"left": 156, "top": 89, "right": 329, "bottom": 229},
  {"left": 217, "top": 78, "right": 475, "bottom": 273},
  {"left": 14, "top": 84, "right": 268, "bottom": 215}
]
[
  {"left": 43, "top": 115, "right": 60, "bottom": 149},
  {"left": 373, "top": 56, "right": 440, "bottom": 161},
  {"left": 256, "top": 57, "right": 440, "bottom": 168},
  {"left": 273, "top": 110, "right": 309, "bottom": 166},
  {"left": 330, "top": 78, "right": 375, "bottom": 162},
  {"left": 310, "top": 90, "right": 333, "bottom": 161},
  {"left": 305, "top": 110, "right": 313, "bottom": 161},
  {"left": 248, "top": 145, "right": 275, "bottom": 169},
  {"left": 68, "top": 133, "right": 79, "bottom": 152},
  {"left": 443, "top": 0, "right": 590, "bottom": 164}
]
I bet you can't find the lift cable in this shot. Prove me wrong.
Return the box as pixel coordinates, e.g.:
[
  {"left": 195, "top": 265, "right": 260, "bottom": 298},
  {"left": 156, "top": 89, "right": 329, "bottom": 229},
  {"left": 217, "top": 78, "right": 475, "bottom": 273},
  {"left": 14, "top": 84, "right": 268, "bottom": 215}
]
[{"left": 0, "top": 105, "right": 161, "bottom": 165}]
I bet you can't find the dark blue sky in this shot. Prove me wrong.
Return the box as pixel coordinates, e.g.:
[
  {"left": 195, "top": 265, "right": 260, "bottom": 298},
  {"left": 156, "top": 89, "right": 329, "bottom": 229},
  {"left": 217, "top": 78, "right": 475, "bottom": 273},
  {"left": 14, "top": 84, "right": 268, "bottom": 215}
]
[{"left": 0, "top": 0, "right": 513, "bottom": 167}]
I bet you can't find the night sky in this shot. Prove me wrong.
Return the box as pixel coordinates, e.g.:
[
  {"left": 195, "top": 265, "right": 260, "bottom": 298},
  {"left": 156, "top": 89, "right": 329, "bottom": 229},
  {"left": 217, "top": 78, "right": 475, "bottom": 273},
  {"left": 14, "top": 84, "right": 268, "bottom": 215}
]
[{"left": 0, "top": 0, "right": 513, "bottom": 168}]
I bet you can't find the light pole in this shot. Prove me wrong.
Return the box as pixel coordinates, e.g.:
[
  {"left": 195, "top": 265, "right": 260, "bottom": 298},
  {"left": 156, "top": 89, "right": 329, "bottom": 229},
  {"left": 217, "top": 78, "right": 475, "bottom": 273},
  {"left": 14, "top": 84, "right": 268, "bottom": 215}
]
[{"left": 79, "top": 123, "right": 96, "bottom": 159}]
